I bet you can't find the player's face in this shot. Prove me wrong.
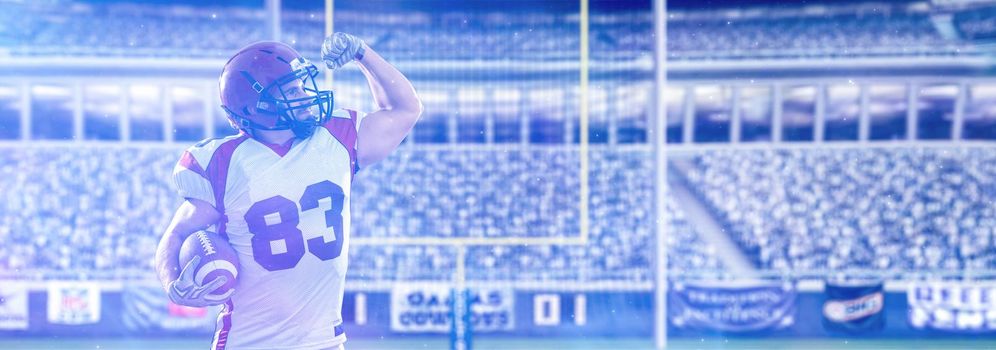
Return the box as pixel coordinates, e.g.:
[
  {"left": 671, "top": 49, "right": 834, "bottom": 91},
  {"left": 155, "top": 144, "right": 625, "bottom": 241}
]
[{"left": 279, "top": 79, "right": 318, "bottom": 121}]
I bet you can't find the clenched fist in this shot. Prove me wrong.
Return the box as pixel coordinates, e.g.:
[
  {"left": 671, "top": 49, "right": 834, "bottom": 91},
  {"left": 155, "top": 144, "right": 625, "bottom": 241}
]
[{"left": 321, "top": 32, "right": 366, "bottom": 70}]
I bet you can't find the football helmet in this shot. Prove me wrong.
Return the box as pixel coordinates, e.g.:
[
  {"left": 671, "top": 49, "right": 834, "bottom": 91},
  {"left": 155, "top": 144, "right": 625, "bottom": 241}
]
[{"left": 219, "top": 41, "right": 334, "bottom": 139}]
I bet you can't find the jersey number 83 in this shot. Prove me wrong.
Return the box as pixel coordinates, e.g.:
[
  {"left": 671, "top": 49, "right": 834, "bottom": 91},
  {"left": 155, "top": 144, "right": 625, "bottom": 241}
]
[{"left": 244, "top": 180, "right": 345, "bottom": 271}]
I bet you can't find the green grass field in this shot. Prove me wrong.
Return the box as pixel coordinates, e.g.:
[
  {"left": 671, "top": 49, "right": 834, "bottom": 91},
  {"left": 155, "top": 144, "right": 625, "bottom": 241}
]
[{"left": 4, "top": 338, "right": 996, "bottom": 350}]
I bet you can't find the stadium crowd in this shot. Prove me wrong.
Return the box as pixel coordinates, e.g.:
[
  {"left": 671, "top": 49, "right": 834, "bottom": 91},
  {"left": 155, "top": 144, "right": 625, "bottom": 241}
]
[
  {"left": 3, "top": 0, "right": 996, "bottom": 284},
  {"left": 0, "top": 146, "right": 720, "bottom": 282},
  {"left": 679, "top": 147, "right": 996, "bottom": 271},
  {"left": 8, "top": 142, "right": 996, "bottom": 279},
  {"left": 7, "top": 145, "right": 996, "bottom": 279},
  {"left": 0, "top": 1, "right": 981, "bottom": 61},
  {"left": 668, "top": 9, "right": 972, "bottom": 60}
]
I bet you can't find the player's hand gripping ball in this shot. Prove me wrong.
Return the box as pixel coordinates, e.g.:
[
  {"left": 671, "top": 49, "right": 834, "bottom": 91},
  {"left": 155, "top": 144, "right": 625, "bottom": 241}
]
[
  {"left": 169, "top": 231, "right": 240, "bottom": 307},
  {"left": 321, "top": 32, "right": 366, "bottom": 70}
]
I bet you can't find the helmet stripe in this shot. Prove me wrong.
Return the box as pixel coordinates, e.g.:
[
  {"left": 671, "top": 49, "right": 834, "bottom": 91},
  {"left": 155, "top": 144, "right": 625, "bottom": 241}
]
[{"left": 238, "top": 71, "right": 264, "bottom": 93}]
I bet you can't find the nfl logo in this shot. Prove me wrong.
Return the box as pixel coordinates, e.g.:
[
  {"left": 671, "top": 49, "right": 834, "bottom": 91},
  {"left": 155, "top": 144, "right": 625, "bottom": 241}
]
[{"left": 47, "top": 283, "right": 101, "bottom": 325}]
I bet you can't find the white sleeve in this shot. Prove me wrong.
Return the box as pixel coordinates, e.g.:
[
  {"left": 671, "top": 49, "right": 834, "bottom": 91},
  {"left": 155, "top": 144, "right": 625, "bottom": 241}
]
[
  {"left": 171, "top": 152, "right": 216, "bottom": 208},
  {"left": 354, "top": 110, "right": 367, "bottom": 133}
]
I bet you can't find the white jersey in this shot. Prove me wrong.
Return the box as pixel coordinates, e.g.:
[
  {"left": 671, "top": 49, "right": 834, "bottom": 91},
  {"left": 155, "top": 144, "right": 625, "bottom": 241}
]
[{"left": 172, "top": 109, "right": 363, "bottom": 350}]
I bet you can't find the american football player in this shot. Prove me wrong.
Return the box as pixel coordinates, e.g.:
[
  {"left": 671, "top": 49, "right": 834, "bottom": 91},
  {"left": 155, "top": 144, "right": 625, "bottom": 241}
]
[{"left": 154, "top": 33, "right": 421, "bottom": 350}]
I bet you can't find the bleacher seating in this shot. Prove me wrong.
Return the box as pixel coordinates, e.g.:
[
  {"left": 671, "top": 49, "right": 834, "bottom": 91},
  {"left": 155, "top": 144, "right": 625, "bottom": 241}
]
[
  {"left": 0, "top": 146, "right": 721, "bottom": 282},
  {"left": 679, "top": 147, "right": 996, "bottom": 271},
  {"left": 9, "top": 144, "right": 996, "bottom": 279},
  {"left": 0, "top": 1, "right": 982, "bottom": 61},
  {"left": 668, "top": 11, "right": 973, "bottom": 60},
  {"left": 4, "top": 0, "right": 995, "bottom": 285}
]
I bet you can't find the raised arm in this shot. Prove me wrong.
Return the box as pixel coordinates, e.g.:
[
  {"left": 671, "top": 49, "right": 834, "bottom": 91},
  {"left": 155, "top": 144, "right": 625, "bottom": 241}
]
[
  {"left": 353, "top": 46, "right": 422, "bottom": 168},
  {"left": 322, "top": 33, "right": 423, "bottom": 169}
]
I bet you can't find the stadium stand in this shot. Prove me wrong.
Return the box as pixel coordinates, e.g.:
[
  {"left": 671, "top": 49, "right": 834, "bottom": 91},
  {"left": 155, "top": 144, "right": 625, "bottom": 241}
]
[
  {"left": 953, "top": 6, "right": 996, "bottom": 41},
  {"left": 0, "top": 1, "right": 981, "bottom": 61},
  {"left": 3, "top": 0, "right": 992, "bottom": 285},
  {"left": 0, "top": 146, "right": 721, "bottom": 282},
  {"left": 677, "top": 147, "right": 996, "bottom": 271},
  {"left": 668, "top": 8, "right": 973, "bottom": 60}
]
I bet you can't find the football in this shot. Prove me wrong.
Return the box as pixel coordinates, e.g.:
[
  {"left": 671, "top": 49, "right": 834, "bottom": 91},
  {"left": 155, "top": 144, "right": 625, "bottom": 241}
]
[{"left": 178, "top": 230, "right": 240, "bottom": 297}]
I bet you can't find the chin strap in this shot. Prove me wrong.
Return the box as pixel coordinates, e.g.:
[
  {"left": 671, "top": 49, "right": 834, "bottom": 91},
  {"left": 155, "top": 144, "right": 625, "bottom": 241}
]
[{"left": 229, "top": 111, "right": 319, "bottom": 140}]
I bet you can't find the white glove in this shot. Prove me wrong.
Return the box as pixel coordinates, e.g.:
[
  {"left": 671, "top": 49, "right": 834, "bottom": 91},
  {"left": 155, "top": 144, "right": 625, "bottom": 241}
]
[
  {"left": 167, "top": 255, "right": 233, "bottom": 307},
  {"left": 322, "top": 32, "right": 366, "bottom": 70}
]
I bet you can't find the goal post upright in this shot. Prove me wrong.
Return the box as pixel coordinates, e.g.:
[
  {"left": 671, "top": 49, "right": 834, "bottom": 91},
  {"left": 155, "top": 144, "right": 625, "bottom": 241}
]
[
  {"left": 579, "top": 0, "right": 591, "bottom": 247},
  {"left": 652, "top": 0, "right": 668, "bottom": 349},
  {"left": 451, "top": 246, "right": 469, "bottom": 350},
  {"left": 324, "top": 0, "right": 334, "bottom": 90}
]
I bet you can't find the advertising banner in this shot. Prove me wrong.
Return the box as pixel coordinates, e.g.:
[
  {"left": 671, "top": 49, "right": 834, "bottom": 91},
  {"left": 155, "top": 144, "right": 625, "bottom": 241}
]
[
  {"left": 909, "top": 281, "right": 996, "bottom": 332},
  {"left": 670, "top": 280, "right": 796, "bottom": 332},
  {"left": 822, "top": 280, "right": 885, "bottom": 333},
  {"left": 390, "top": 284, "right": 513, "bottom": 333},
  {"left": 121, "top": 285, "right": 220, "bottom": 333},
  {"left": 0, "top": 282, "right": 29, "bottom": 330},
  {"left": 47, "top": 282, "right": 101, "bottom": 325}
]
